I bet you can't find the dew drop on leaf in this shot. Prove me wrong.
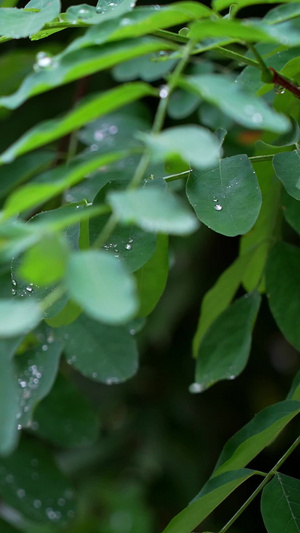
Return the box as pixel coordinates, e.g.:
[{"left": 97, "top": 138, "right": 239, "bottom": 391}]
[{"left": 214, "top": 204, "right": 223, "bottom": 211}]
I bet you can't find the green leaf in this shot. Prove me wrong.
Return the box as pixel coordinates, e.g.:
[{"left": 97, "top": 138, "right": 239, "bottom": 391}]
[
  {"left": 0, "top": 82, "right": 154, "bottom": 161},
  {"left": 113, "top": 52, "right": 177, "bottom": 82},
  {"left": 18, "top": 234, "right": 69, "bottom": 286},
  {"left": 90, "top": 216, "right": 157, "bottom": 273},
  {"left": 261, "top": 473, "right": 300, "bottom": 533},
  {"left": 0, "top": 151, "right": 54, "bottom": 199},
  {"left": 162, "top": 469, "right": 255, "bottom": 533},
  {"left": 213, "top": 0, "right": 296, "bottom": 12},
  {"left": 0, "top": 299, "right": 41, "bottom": 338},
  {"left": 139, "top": 125, "right": 221, "bottom": 170},
  {"left": 266, "top": 242, "right": 300, "bottom": 351},
  {"left": 0, "top": 438, "right": 76, "bottom": 526},
  {"left": 264, "top": 3, "right": 300, "bottom": 24},
  {"left": 287, "top": 369, "right": 300, "bottom": 401},
  {"left": 65, "top": 250, "right": 138, "bottom": 325},
  {"left": 189, "top": 18, "right": 272, "bottom": 43},
  {"left": 0, "top": 39, "right": 174, "bottom": 110},
  {"left": 108, "top": 188, "right": 199, "bottom": 235},
  {"left": 135, "top": 234, "right": 169, "bottom": 317},
  {"left": 186, "top": 155, "right": 262, "bottom": 237},
  {"left": 168, "top": 89, "right": 200, "bottom": 119},
  {"left": 192, "top": 252, "right": 253, "bottom": 356},
  {"left": 60, "top": 314, "right": 138, "bottom": 383},
  {"left": 282, "top": 189, "right": 300, "bottom": 236},
  {"left": 179, "top": 75, "right": 289, "bottom": 133},
  {"left": 0, "top": 0, "right": 60, "bottom": 38},
  {"left": 239, "top": 164, "right": 281, "bottom": 292},
  {"left": 273, "top": 150, "right": 300, "bottom": 200},
  {"left": 3, "top": 151, "right": 124, "bottom": 218},
  {"left": 32, "top": 373, "right": 99, "bottom": 448},
  {"left": 0, "top": 337, "right": 23, "bottom": 456},
  {"left": 192, "top": 292, "right": 261, "bottom": 392},
  {"left": 45, "top": 299, "right": 82, "bottom": 328},
  {"left": 261, "top": 117, "right": 299, "bottom": 147},
  {"left": 213, "top": 400, "right": 300, "bottom": 477},
  {"left": 66, "top": 0, "right": 134, "bottom": 24},
  {"left": 15, "top": 337, "right": 62, "bottom": 427}
]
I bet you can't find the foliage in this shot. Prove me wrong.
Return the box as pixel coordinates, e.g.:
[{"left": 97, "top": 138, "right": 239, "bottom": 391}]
[{"left": 0, "top": 0, "right": 300, "bottom": 531}]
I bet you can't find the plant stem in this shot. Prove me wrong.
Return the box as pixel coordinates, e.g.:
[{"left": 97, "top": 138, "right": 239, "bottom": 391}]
[
  {"left": 93, "top": 39, "right": 195, "bottom": 249},
  {"left": 40, "top": 285, "right": 66, "bottom": 313},
  {"left": 247, "top": 43, "right": 273, "bottom": 82},
  {"left": 219, "top": 434, "right": 300, "bottom": 533},
  {"left": 249, "top": 154, "right": 275, "bottom": 162}
]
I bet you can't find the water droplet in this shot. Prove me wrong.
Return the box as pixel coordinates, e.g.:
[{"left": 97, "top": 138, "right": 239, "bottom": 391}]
[
  {"left": 92, "top": 372, "right": 98, "bottom": 378},
  {"left": 90, "top": 144, "right": 99, "bottom": 151},
  {"left": 17, "top": 488, "right": 25, "bottom": 498},
  {"left": 34, "top": 499, "right": 42, "bottom": 508},
  {"left": 58, "top": 498, "right": 66, "bottom": 506},
  {"left": 26, "top": 286, "right": 33, "bottom": 293},
  {"left": 18, "top": 379, "right": 26, "bottom": 388},
  {"left": 214, "top": 204, "right": 223, "bottom": 211},
  {"left": 105, "top": 377, "right": 120, "bottom": 385},
  {"left": 33, "top": 51, "right": 55, "bottom": 72},
  {"left": 128, "top": 238, "right": 133, "bottom": 244},
  {"left": 189, "top": 382, "right": 205, "bottom": 393},
  {"left": 228, "top": 374, "right": 236, "bottom": 380},
  {"left": 120, "top": 17, "right": 132, "bottom": 26},
  {"left": 109, "top": 125, "right": 118, "bottom": 135},
  {"left": 42, "top": 344, "right": 48, "bottom": 351},
  {"left": 94, "top": 130, "right": 104, "bottom": 141},
  {"left": 12, "top": 289, "right": 16, "bottom": 295},
  {"left": 125, "top": 243, "right": 132, "bottom": 250},
  {"left": 274, "top": 84, "right": 285, "bottom": 95},
  {"left": 252, "top": 112, "right": 263, "bottom": 124},
  {"left": 12, "top": 279, "right": 17, "bottom": 287},
  {"left": 17, "top": 424, "right": 22, "bottom": 431},
  {"left": 129, "top": 329, "right": 136, "bottom": 335},
  {"left": 5, "top": 474, "right": 14, "bottom": 483},
  {"left": 159, "top": 85, "right": 169, "bottom": 99},
  {"left": 96, "top": 5, "right": 102, "bottom": 12},
  {"left": 77, "top": 5, "right": 95, "bottom": 19},
  {"left": 213, "top": 197, "right": 218, "bottom": 202}
]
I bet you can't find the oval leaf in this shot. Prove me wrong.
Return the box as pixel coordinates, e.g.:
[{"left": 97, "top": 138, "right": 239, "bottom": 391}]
[
  {"left": 60, "top": 314, "right": 138, "bottom": 384},
  {"left": 0, "top": 299, "right": 41, "bottom": 338},
  {"left": 186, "top": 155, "right": 262, "bottom": 236},
  {"left": 273, "top": 150, "right": 300, "bottom": 200},
  {"left": 65, "top": 250, "right": 138, "bottom": 324},
  {"left": 261, "top": 473, "right": 300, "bottom": 533},
  {"left": 266, "top": 242, "right": 300, "bottom": 351},
  {"left": 108, "top": 188, "right": 199, "bottom": 235},
  {"left": 193, "top": 292, "right": 261, "bottom": 392}
]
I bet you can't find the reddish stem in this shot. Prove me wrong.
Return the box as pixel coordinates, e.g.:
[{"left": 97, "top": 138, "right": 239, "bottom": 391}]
[{"left": 269, "top": 67, "right": 300, "bottom": 100}]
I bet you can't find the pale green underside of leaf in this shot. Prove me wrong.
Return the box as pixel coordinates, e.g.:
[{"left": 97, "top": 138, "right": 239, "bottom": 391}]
[
  {"left": 162, "top": 469, "right": 255, "bottom": 533},
  {"left": 213, "top": 400, "right": 300, "bottom": 477},
  {"left": 108, "top": 188, "right": 199, "bottom": 235},
  {"left": 0, "top": 82, "right": 155, "bottom": 163},
  {"left": 0, "top": 299, "right": 41, "bottom": 337},
  {"left": 261, "top": 473, "right": 300, "bottom": 533},
  {"left": 179, "top": 75, "right": 289, "bottom": 133},
  {"left": 0, "top": 38, "right": 174, "bottom": 110},
  {"left": 0, "top": 0, "right": 60, "bottom": 38},
  {"left": 65, "top": 250, "right": 138, "bottom": 324},
  {"left": 139, "top": 125, "right": 221, "bottom": 170}
]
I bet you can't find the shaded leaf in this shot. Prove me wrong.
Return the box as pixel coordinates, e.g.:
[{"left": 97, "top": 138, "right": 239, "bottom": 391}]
[
  {"left": 193, "top": 293, "right": 261, "bottom": 392},
  {"left": 213, "top": 400, "right": 300, "bottom": 477},
  {"left": 108, "top": 188, "right": 199, "bottom": 235},
  {"left": 261, "top": 473, "right": 300, "bottom": 533},
  {"left": 0, "top": 438, "right": 76, "bottom": 526},
  {"left": 273, "top": 150, "right": 300, "bottom": 200},
  {"left": 33, "top": 373, "right": 99, "bottom": 448},
  {"left": 162, "top": 469, "right": 255, "bottom": 533},
  {"left": 0, "top": 337, "right": 23, "bottom": 456},
  {"left": 266, "top": 242, "right": 300, "bottom": 351},
  {"left": 0, "top": 151, "right": 54, "bottom": 199},
  {"left": 192, "top": 251, "right": 253, "bottom": 356},
  {"left": 15, "top": 338, "right": 62, "bottom": 427},
  {"left": 281, "top": 189, "right": 300, "bottom": 235},
  {"left": 135, "top": 234, "right": 169, "bottom": 317},
  {"left": 186, "top": 155, "right": 262, "bottom": 237},
  {"left": 60, "top": 314, "right": 138, "bottom": 384},
  {"left": 65, "top": 250, "right": 138, "bottom": 324}
]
